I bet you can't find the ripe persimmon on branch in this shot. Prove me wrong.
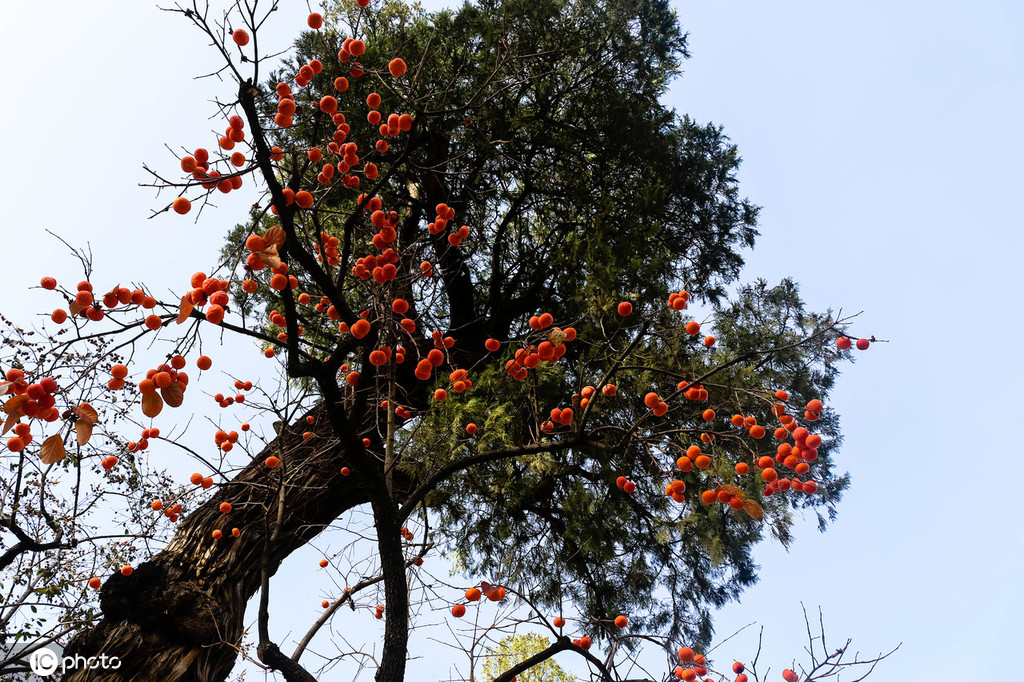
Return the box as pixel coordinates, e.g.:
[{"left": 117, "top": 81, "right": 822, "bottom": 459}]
[{"left": 0, "top": 1, "right": 891, "bottom": 681}]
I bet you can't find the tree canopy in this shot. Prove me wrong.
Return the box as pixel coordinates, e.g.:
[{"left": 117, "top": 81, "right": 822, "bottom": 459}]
[
  {"left": 0, "top": 1, "right": 877, "bottom": 681},
  {"left": 249, "top": 0, "right": 847, "bottom": 648}
]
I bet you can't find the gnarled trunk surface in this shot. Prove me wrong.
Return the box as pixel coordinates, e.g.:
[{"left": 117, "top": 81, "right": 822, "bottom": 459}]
[{"left": 63, "top": 419, "right": 397, "bottom": 682}]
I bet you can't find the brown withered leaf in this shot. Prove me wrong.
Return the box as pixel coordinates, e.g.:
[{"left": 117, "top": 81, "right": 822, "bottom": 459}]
[
  {"left": 161, "top": 382, "right": 184, "bottom": 408},
  {"left": 75, "top": 420, "right": 94, "bottom": 446},
  {"left": 3, "top": 394, "right": 28, "bottom": 415},
  {"left": 69, "top": 300, "right": 85, "bottom": 316},
  {"left": 142, "top": 392, "right": 164, "bottom": 418},
  {"left": 743, "top": 499, "right": 764, "bottom": 521},
  {"left": 263, "top": 225, "right": 285, "bottom": 250},
  {"left": 259, "top": 243, "right": 282, "bottom": 269},
  {"left": 2, "top": 413, "right": 19, "bottom": 436},
  {"left": 73, "top": 403, "right": 99, "bottom": 424},
  {"left": 0, "top": 380, "right": 14, "bottom": 395},
  {"left": 547, "top": 328, "right": 567, "bottom": 347},
  {"left": 719, "top": 483, "right": 746, "bottom": 501},
  {"left": 40, "top": 434, "right": 66, "bottom": 464},
  {"left": 177, "top": 294, "right": 195, "bottom": 325}
]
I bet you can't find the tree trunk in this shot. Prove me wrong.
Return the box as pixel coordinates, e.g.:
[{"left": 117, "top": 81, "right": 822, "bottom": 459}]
[{"left": 64, "top": 416, "right": 395, "bottom": 682}]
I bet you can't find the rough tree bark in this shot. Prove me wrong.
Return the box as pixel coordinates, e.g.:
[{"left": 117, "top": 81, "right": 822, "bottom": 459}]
[{"left": 63, "top": 412, "right": 406, "bottom": 682}]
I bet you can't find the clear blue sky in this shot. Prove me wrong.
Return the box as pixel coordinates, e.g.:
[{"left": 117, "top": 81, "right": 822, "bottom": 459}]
[
  {"left": 2, "top": 1, "right": 1021, "bottom": 680},
  {"left": 667, "top": 3, "right": 1024, "bottom": 679}
]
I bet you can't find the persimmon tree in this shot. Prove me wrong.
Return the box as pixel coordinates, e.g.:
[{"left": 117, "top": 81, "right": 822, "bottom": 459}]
[{"left": 0, "top": 0, "right": 891, "bottom": 681}]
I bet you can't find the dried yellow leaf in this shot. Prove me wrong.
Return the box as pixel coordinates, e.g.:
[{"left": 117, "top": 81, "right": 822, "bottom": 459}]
[
  {"left": 161, "top": 382, "right": 184, "bottom": 408},
  {"left": 263, "top": 225, "right": 286, "bottom": 249},
  {"left": 75, "top": 420, "right": 94, "bottom": 446},
  {"left": 3, "top": 395, "right": 28, "bottom": 415},
  {"left": 260, "top": 243, "right": 282, "bottom": 269},
  {"left": 2, "top": 413, "right": 19, "bottom": 436},
  {"left": 40, "top": 434, "right": 66, "bottom": 464},
  {"left": 74, "top": 403, "right": 99, "bottom": 424},
  {"left": 719, "top": 483, "right": 746, "bottom": 501},
  {"left": 142, "top": 392, "right": 164, "bottom": 418},
  {"left": 177, "top": 294, "right": 195, "bottom": 325}
]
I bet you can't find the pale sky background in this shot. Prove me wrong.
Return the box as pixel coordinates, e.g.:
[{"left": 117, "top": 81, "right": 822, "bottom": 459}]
[{"left": 2, "top": 1, "right": 1022, "bottom": 681}]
